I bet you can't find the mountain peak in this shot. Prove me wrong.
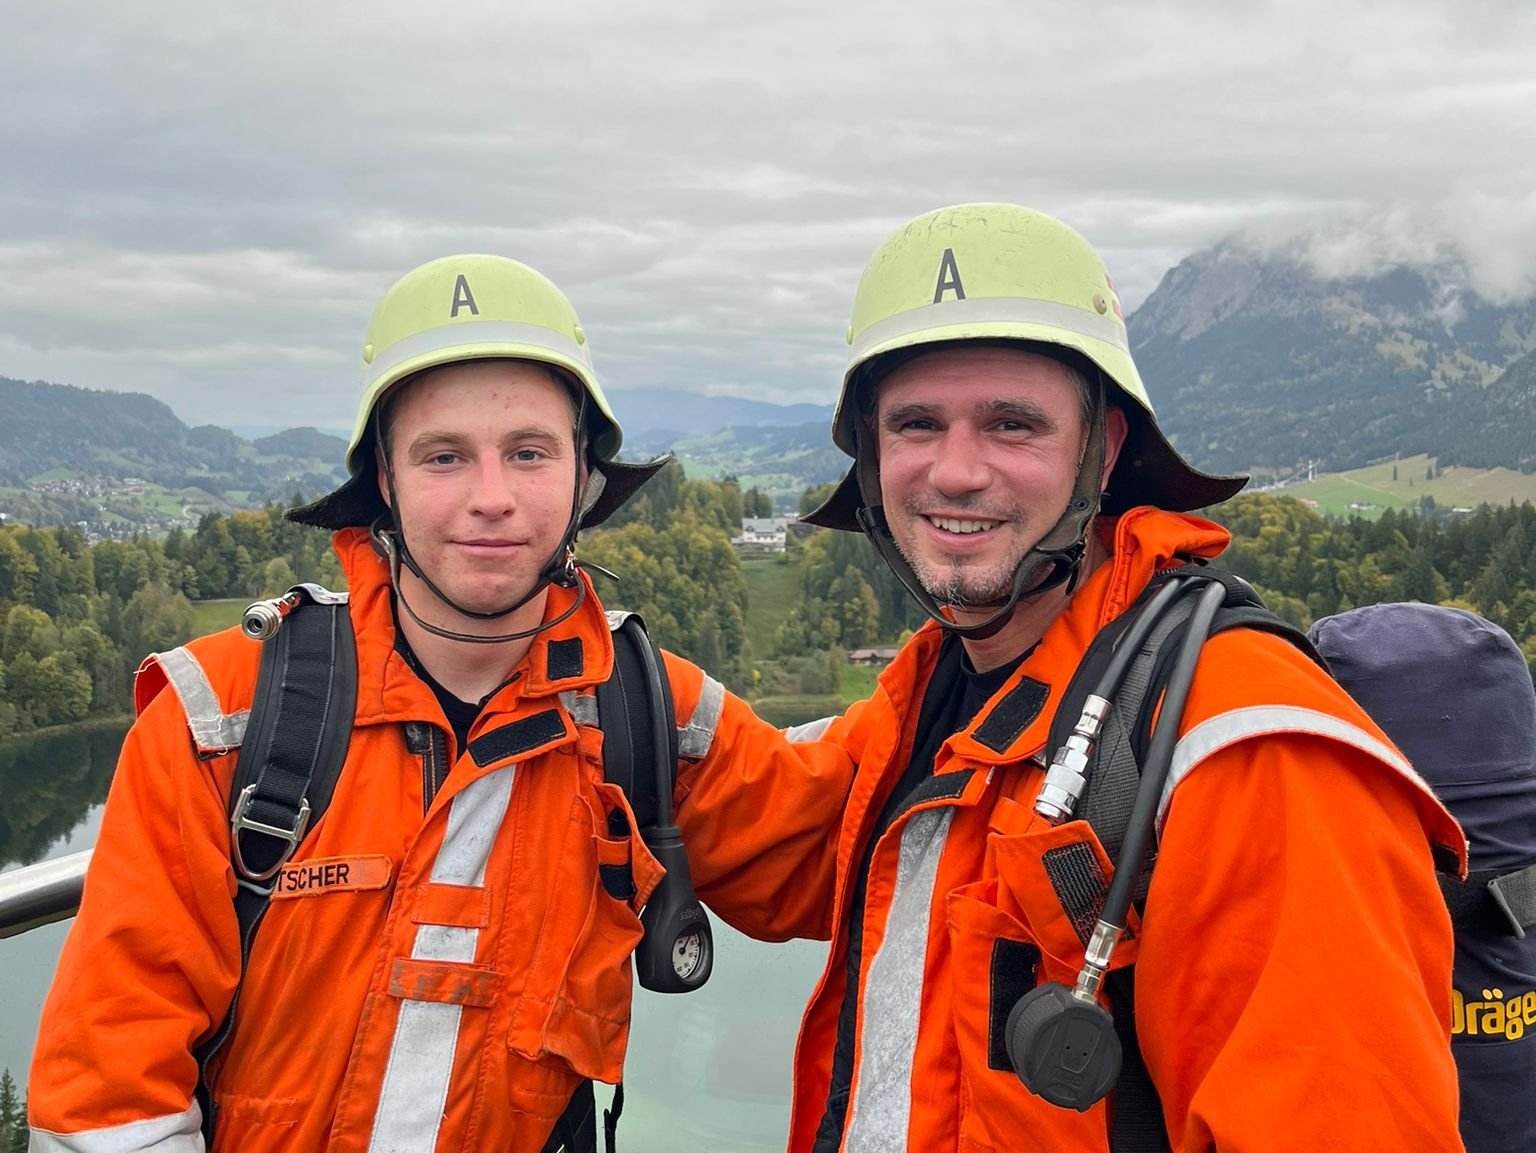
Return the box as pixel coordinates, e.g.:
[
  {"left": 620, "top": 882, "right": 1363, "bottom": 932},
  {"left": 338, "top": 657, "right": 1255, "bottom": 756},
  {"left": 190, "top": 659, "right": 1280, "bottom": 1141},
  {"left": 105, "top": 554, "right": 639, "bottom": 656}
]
[{"left": 1127, "top": 240, "right": 1536, "bottom": 476}]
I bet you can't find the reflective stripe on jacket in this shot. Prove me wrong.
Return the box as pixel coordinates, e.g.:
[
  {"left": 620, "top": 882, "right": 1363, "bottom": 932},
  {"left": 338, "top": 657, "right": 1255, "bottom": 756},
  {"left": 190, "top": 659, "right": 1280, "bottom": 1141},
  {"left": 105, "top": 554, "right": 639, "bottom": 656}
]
[
  {"left": 27, "top": 526, "right": 855, "bottom": 1153},
  {"left": 750, "top": 507, "right": 1467, "bottom": 1153}
]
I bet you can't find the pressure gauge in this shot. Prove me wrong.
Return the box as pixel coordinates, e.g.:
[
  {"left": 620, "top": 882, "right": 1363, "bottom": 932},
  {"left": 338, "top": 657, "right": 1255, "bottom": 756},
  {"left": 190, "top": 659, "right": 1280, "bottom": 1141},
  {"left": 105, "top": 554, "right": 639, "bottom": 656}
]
[{"left": 672, "top": 927, "right": 709, "bottom": 983}]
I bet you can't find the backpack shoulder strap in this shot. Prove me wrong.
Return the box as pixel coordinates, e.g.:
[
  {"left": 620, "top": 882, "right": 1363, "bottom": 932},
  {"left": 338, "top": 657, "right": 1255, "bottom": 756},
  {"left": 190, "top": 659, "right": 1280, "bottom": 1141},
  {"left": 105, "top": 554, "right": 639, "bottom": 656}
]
[
  {"left": 594, "top": 611, "right": 677, "bottom": 833},
  {"left": 227, "top": 593, "right": 357, "bottom": 882},
  {"left": 196, "top": 589, "right": 356, "bottom": 1141},
  {"left": 543, "top": 612, "right": 678, "bottom": 1153}
]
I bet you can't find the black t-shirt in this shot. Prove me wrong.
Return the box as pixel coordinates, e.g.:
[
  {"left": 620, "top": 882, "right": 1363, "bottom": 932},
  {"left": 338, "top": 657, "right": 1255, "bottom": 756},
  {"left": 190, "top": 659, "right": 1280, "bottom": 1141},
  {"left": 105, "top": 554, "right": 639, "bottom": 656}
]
[
  {"left": 424, "top": 669, "right": 482, "bottom": 756},
  {"left": 394, "top": 630, "right": 488, "bottom": 757},
  {"left": 813, "top": 634, "right": 1028, "bottom": 1151}
]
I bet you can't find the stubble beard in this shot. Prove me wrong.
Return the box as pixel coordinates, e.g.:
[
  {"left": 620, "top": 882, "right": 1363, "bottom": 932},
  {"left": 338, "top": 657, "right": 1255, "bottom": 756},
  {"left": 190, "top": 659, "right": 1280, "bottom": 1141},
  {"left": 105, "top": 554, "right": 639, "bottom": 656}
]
[{"left": 893, "top": 499, "right": 1029, "bottom": 607}]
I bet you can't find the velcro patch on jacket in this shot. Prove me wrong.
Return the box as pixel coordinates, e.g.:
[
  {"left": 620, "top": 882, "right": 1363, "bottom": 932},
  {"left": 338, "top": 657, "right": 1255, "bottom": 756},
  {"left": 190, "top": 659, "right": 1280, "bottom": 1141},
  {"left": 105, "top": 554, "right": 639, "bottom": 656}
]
[
  {"left": 388, "top": 958, "right": 499, "bottom": 1007},
  {"left": 1041, "top": 842, "right": 1109, "bottom": 947},
  {"left": 972, "top": 676, "right": 1050, "bottom": 753},
  {"left": 989, "top": 938, "right": 1043, "bottom": 1070},
  {"left": 546, "top": 636, "right": 585, "bottom": 682},
  {"left": 270, "top": 855, "right": 394, "bottom": 899},
  {"left": 468, "top": 709, "right": 570, "bottom": 766}
]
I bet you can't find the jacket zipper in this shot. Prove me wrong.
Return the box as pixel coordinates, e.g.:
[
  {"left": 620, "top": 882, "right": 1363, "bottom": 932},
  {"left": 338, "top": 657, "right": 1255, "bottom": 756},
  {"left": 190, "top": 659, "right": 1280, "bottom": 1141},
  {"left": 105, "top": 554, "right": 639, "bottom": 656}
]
[{"left": 405, "top": 721, "right": 450, "bottom": 814}]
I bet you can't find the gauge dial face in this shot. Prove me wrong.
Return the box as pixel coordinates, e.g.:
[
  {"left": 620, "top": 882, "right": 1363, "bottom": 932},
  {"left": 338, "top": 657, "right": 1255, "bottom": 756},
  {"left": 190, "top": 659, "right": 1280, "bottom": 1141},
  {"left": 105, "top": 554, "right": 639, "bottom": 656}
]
[{"left": 672, "top": 930, "right": 707, "bottom": 980}]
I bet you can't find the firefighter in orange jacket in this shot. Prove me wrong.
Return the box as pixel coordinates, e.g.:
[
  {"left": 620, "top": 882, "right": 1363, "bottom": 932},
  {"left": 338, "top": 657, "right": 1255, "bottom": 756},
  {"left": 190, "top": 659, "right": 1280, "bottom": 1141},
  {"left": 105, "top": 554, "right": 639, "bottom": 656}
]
[
  {"left": 729, "top": 204, "right": 1468, "bottom": 1152},
  {"left": 26, "top": 256, "right": 854, "bottom": 1152}
]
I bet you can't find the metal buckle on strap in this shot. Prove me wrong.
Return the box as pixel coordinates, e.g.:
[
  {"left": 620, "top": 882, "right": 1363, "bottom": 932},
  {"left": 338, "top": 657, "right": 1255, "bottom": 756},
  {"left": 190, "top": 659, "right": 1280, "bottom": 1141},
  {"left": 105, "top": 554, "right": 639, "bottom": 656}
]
[{"left": 230, "top": 784, "right": 311, "bottom": 882}]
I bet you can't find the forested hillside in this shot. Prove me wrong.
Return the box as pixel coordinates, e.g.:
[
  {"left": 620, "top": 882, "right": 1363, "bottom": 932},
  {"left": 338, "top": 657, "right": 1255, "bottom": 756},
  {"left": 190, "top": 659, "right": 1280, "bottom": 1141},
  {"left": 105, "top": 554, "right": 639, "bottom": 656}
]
[
  {"left": 3, "top": 484, "right": 1533, "bottom": 742},
  {"left": 0, "top": 508, "right": 340, "bottom": 736}
]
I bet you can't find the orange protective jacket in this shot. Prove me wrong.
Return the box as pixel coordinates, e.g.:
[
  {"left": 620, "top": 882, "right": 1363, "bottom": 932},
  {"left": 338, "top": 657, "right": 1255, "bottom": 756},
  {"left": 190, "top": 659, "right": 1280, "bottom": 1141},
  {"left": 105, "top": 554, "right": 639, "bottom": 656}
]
[
  {"left": 739, "top": 508, "right": 1468, "bottom": 1153},
  {"left": 28, "top": 527, "right": 854, "bottom": 1153}
]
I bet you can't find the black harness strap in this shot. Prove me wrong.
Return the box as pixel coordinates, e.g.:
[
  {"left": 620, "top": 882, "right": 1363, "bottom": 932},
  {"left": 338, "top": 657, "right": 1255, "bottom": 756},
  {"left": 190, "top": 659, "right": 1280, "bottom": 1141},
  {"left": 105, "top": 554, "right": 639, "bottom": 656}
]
[
  {"left": 229, "top": 595, "right": 356, "bottom": 880},
  {"left": 1105, "top": 968, "right": 1171, "bottom": 1153},
  {"left": 595, "top": 614, "right": 675, "bottom": 833},
  {"left": 542, "top": 614, "right": 676, "bottom": 1153},
  {"left": 196, "top": 593, "right": 356, "bottom": 1142},
  {"left": 1443, "top": 863, "right": 1536, "bottom": 939}
]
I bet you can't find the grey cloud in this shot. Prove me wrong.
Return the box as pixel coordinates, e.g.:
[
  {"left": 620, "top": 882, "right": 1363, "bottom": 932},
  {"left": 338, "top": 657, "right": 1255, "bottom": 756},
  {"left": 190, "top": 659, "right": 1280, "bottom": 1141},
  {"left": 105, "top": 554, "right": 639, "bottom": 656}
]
[{"left": 2, "top": 0, "right": 1533, "bottom": 427}]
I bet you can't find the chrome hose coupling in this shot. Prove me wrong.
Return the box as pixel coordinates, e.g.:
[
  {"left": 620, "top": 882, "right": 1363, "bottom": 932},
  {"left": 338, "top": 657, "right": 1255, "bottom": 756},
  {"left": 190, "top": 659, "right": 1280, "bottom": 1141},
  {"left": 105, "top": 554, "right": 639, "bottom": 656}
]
[
  {"left": 1034, "top": 694, "right": 1111, "bottom": 824},
  {"left": 241, "top": 591, "right": 304, "bottom": 640}
]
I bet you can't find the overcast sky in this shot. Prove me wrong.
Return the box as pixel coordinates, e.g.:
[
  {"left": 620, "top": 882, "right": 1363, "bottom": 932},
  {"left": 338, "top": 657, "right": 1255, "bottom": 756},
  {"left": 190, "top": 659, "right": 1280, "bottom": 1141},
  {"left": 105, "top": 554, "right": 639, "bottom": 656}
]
[{"left": 2, "top": 0, "right": 1533, "bottom": 434}]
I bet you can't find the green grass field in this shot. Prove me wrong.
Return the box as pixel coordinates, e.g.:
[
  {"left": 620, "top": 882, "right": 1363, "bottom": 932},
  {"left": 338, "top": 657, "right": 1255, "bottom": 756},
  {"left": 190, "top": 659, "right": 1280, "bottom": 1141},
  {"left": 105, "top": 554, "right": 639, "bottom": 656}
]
[
  {"left": 190, "top": 598, "right": 248, "bottom": 635},
  {"left": 741, "top": 555, "right": 799, "bottom": 654},
  {"left": 1274, "top": 454, "right": 1536, "bottom": 519},
  {"left": 838, "top": 661, "right": 881, "bottom": 703}
]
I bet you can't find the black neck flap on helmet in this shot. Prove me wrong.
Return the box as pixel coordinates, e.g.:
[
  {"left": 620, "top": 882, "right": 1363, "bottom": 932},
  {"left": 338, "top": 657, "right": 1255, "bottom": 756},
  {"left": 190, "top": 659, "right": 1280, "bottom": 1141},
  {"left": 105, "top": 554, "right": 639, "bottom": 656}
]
[
  {"left": 370, "top": 388, "right": 599, "bottom": 646},
  {"left": 851, "top": 367, "right": 1109, "bottom": 641}
]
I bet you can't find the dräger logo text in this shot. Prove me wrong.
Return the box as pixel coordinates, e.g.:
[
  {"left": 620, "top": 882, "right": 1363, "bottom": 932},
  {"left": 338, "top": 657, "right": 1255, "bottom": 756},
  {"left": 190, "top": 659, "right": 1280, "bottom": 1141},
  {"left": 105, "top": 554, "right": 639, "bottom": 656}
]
[{"left": 1452, "top": 987, "right": 1536, "bottom": 1042}]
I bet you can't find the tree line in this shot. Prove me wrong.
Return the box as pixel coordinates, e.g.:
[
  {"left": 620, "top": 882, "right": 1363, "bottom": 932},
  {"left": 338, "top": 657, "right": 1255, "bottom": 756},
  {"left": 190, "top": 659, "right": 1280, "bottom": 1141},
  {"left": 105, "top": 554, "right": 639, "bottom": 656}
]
[
  {"left": 1206, "top": 494, "right": 1536, "bottom": 668},
  {"left": 773, "top": 487, "right": 1536, "bottom": 675},
  {"left": 0, "top": 504, "right": 340, "bottom": 736},
  {"left": 5, "top": 481, "right": 1533, "bottom": 740},
  {"left": 0, "top": 469, "right": 761, "bottom": 737}
]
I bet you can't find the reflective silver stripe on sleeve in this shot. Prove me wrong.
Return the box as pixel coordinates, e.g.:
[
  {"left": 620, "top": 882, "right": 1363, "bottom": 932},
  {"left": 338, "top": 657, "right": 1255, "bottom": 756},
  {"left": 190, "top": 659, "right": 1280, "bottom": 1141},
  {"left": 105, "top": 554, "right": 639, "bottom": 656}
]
[
  {"left": 677, "top": 675, "right": 725, "bottom": 760},
  {"left": 152, "top": 647, "right": 247, "bottom": 753},
  {"left": 1157, "top": 705, "right": 1439, "bottom": 829},
  {"left": 368, "top": 765, "right": 516, "bottom": 1153},
  {"left": 28, "top": 1101, "right": 204, "bottom": 1152},
  {"left": 364, "top": 320, "right": 592, "bottom": 394},
  {"left": 560, "top": 690, "right": 600, "bottom": 728},
  {"left": 843, "top": 808, "right": 954, "bottom": 1153},
  {"left": 783, "top": 715, "right": 837, "bottom": 743},
  {"left": 849, "top": 295, "right": 1130, "bottom": 366}
]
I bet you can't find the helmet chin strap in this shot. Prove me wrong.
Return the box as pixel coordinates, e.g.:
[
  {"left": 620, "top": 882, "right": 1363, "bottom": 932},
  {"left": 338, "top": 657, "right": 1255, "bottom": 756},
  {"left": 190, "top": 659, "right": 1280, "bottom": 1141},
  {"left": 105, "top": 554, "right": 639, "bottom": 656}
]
[
  {"left": 853, "top": 376, "right": 1108, "bottom": 641},
  {"left": 370, "top": 520, "right": 587, "bottom": 646},
  {"left": 371, "top": 390, "right": 593, "bottom": 647}
]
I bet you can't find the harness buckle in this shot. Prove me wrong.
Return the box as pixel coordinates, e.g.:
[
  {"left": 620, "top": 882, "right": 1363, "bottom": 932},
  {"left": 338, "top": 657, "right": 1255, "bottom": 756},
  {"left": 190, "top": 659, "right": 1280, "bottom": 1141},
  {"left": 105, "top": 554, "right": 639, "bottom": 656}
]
[{"left": 230, "top": 784, "right": 311, "bottom": 882}]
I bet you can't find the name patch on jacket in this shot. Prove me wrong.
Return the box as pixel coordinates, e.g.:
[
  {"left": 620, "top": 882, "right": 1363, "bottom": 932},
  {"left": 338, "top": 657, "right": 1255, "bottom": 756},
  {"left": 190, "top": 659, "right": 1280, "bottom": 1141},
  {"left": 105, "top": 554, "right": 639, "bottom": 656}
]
[{"left": 270, "top": 855, "right": 394, "bottom": 899}]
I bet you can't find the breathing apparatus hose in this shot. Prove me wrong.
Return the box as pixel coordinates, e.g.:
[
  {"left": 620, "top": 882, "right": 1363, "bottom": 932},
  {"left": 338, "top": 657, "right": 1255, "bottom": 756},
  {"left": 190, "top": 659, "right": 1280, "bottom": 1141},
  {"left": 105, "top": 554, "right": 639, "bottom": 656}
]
[
  {"left": 1095, "top": 578, "right": 1227, "bottom": 946},
  {"left": 1007, "top": 576, "right": 1228, "bottom": 1111},
  {"left": 1035, "top": 574, "right": 1192, "bottom": 823}
]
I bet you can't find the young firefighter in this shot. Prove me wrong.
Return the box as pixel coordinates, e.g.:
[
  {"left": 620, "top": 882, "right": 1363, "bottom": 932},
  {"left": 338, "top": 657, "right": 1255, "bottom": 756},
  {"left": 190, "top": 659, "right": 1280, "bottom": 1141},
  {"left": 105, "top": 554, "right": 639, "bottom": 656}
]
[
  {"left": 741, "top": 203, "right": 1467, "bottom": 1151},
  {"left": 26, "top": 256, "right": 855, "bottom": 1153}
]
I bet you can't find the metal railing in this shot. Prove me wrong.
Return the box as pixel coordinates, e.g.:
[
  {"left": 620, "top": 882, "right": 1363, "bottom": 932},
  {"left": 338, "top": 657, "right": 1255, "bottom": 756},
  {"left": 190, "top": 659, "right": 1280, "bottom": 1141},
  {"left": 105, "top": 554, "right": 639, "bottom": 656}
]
[{"left": 0, "top": 851, "right": 89, "bottom": 939}]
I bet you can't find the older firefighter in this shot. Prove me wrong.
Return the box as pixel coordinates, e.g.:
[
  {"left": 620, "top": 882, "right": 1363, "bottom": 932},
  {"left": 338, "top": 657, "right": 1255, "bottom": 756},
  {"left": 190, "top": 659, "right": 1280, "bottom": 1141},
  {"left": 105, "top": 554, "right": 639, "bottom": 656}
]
[
  {"left": 767, "top": 204, "right": 1467, "bottom": 1151},
  {"left": 26, "top": 256, "right": 855, "bottom": 1153}
]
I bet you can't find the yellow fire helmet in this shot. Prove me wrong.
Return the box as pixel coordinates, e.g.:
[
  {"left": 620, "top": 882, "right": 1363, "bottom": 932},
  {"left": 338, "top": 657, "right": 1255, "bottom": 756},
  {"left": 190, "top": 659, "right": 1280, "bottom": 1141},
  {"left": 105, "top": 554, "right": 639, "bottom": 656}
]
[
  {"left": 289, "top": 254, "right": 664, "bottom": 534},
  {"left": 804, "top": 204, "right": 1245, "bottom": 632},
  {"left": 807, "top": 202, "right": 1243, "bottom": 530}
]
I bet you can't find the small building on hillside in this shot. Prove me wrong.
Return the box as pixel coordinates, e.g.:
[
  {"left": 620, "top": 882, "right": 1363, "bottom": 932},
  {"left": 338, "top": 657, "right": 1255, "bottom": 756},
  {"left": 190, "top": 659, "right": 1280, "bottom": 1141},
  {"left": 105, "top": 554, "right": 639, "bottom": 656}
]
[
  {"left": 847, "top": 647, "right": 900, "bottom": 667},
  {"left": 732, "top": 517, "right": 789, "bottom": 553}
]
